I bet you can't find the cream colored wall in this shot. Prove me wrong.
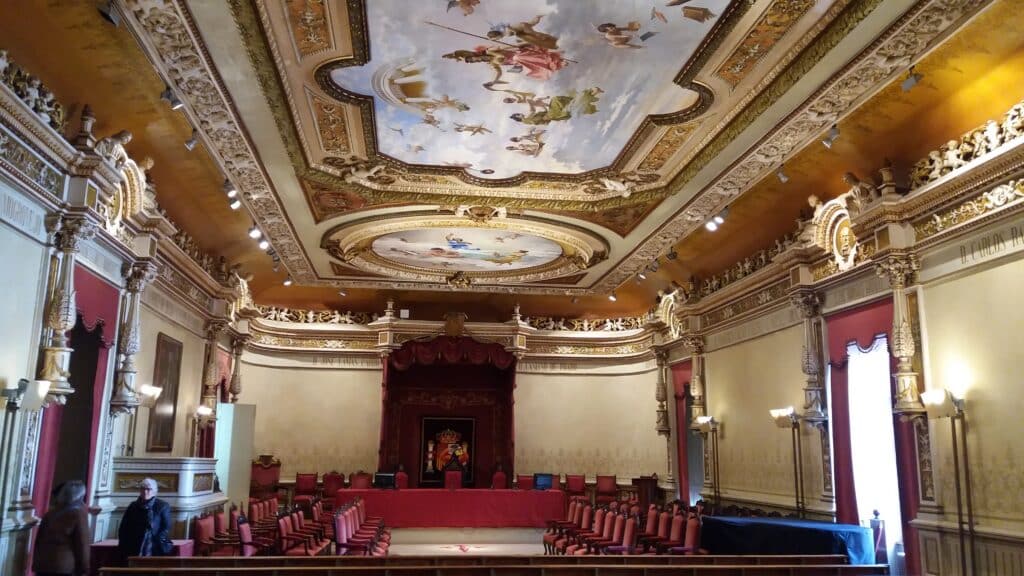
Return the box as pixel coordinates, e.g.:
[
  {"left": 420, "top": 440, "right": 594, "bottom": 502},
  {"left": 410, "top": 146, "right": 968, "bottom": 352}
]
[
  {"left": 0, "top": 221, "right": 48, "bottom": 393},
  {"left": 240, "top": 359, "right": 382, "bottom": 479},
  {"left": 705, "top": 324, "right": 820, "bottom": 507},
  {"left": 921, "top": 256, "right": 1024, "bottom": 533},
  {"left": 514, "top": 365, "right": 665, "bottom": 480},
  {"left": 132, "top": 304, "right": 207, "bottom": 457}
]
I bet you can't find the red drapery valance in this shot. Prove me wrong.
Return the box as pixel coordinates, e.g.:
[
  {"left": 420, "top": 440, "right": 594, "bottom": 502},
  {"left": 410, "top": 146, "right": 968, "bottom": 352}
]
[
  {"left": 73, "top": 265, "right": 120, "bottom": 348},
  {"left": 389, "top": 336, "right": 517, "bottom": 371}
]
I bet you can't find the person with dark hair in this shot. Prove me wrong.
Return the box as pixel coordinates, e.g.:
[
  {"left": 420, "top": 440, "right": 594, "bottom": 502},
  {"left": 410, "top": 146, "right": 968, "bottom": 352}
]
[
  {"left": 33, "top": 480, "right": 90, "bottom": 576},
  {"left": 118, "top": 477, "right": 172, "bottom": 558}
]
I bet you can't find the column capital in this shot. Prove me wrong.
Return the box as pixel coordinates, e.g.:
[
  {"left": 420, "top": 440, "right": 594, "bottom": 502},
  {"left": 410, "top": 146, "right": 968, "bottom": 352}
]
[
  {"left": 789, "top": 290, "right": 821, "bottom": 318},
  {"left": 205, "top": 319, "right": 229, "bottom": 341},
  {"left": 682, "top": 334, "right": 705, "bottom": 355},
  {"left": 231, "top": 334, "right": 250, "bottom": 356},
  {"left": 654, "top": 348, "right": 669, "bottom": 365},
  {"left": 123, "top": 259, "right": 159, "bottom": 294},
  {"left": 55, "top": 216, "right": 97, "bottom": 254},
  {"left": 875, "top": 252, "right": 920, "bottom": 290}
]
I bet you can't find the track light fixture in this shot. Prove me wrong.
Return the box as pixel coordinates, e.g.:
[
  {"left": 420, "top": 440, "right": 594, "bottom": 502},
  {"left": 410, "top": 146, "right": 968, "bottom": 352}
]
[
  {"left": 608, "top": 292, "right": 617, "bottom": 302},
  {"left": 704, "top": 220, "right": 719, "bottom": 232},
  {"left": 901, "top": 66, "right": 923, "bottom": 92},
  {"left": 97, "top": 1, "right": 121, "bottom": 26},
  {"left": 338, "top": 289, "right": 348, "bottom": 297},
  {"left": 821, "top": 124, "right": 840, "bottom": 149},
  {"left": 160, "top": 86, "right": 183, "bottom": 110},
  {"left": 571, "top": 296, "right": 579, "bottom": 304},
  {"left": 228, "top": 198, "right": 241, "bottom": 210},
  {"left": 648, "top": 261, "right": 659, "bottom": 273},
  {"left": 665, "top": 248, "right": 678, "bottom": 260},
  {"left": 248, "top": 227, "right": 262, "bottom": 239},
  {"left": 257, "top": 239, "right": 269, "bottom": 250},
  {"left": 282, "top": 277, "right": 293, "bottom": 286},
  {"left": 184, "top": 129, "right": 198, "bottom": 151},
  {"left": 638, "top": 271, "right": 647, "bottom": 280},
  {"left": 776, "top": 165, "right": 790, "bottom": 183},
  {"left": 223, "top": 179, "right": 237, "bottom": 198}
]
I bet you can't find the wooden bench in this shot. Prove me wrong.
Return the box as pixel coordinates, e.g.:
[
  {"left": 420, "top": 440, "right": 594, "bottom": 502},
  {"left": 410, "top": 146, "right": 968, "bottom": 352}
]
[
  {"left": 104, "top": 563, "right": 890, "bottom": 576},
  {"left": 129, "top": 554, "right": 850, "bottom": 567}
]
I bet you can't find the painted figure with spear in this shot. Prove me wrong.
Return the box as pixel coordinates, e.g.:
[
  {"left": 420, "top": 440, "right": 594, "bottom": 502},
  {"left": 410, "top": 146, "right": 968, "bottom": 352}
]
[{"left": 431, "top": 19, "right": 574, "bottom": 84}]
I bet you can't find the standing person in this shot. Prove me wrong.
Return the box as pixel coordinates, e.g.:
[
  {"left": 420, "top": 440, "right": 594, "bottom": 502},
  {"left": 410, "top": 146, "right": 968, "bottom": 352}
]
[
  {"left": 33, "top": 480, "right": 90, "bottom": 576},
  {"left": 118, "top": 477, "right": 172, "bottom": 559}
]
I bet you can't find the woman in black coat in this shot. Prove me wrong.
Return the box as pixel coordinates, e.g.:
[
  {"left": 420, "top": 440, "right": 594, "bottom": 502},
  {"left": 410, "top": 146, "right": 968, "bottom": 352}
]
[{"left": 118, "top": 477, "right": 172, "bottom": 558}]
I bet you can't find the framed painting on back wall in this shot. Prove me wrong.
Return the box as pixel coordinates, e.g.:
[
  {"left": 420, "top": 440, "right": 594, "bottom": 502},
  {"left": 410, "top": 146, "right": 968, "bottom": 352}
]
[{"left": 146, "top": 333, "right": 182, "bottom": 452}]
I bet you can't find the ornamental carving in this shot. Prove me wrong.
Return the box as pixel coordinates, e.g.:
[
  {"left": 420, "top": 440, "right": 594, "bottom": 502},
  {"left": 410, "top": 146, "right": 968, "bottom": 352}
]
[
  {"left": 598, "top": 0, "right": 986, "bottom": 293},
  {"left": 682, "top": 334, "right": 705, "bottom": 355},
  {"left": 0, "top": 124, "right": 64, "bottom": 196},
  {"left": 913, "top": 180, "right": 1024, "bottom": 240},
  {"left": 700, "top": 278, "right": 790, "bottom": 328},
  {"left": 523, "top": 316, "right": 646, "bottom": 332},
  {"left": 697, "top": 233, "right": 795, "bottom": 298},
  {"left": 911, "top": 98, "right": 1024, "bottom": 188},
  {"left": 789, "top": 291, "right": 820, "bottom": 319},
  {"left": 638, "top": 124, "right": 698, "bottom": 172},
  {"left": 0, "top": 48, "right": 67, "bottom": 132},
  {"left": 171, "top": 229, "right": 226, "bottom": 282},
  {"left": 714, "top": 0, "right": 816, "bottom": 88},
  {"left": 250, "top": 332, "right": 377, "bottom": 350},
  {"left": 527, "top": 339, "right": 653, "bottom": 357},
  {"left": 258, "top": 305, "right": 378, "bottom": 325},
  {"left": 311, "top": 93, "right": 350, "bottom": 155},
  {"left": 285, "top": 0, "right": 332, "bottom": 58},
  {"left": 55, "top": 217, "right": 97, "bottom": 254},
  {"left": 874, "top": 253, "right": 920, "bottom": 291}
]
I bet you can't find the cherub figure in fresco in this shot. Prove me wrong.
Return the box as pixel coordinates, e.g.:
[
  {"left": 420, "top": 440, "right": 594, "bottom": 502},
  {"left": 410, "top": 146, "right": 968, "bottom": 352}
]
[
  {"left": 508, "top": 88, "right": 603, "bottom": 125},
  {"left": 483, "top": 250, "right": 529, "bottom": 265},
  {"left": 443, "top": 44, "right": 567, "bottom": 83},
  {"left": 454, "top": 122, "right": 492, "bottom": 136},
  {"left": 417, "top": 94, "right": 470, "bottom": 113},
  {"left": 445, "top": 0, "right": 480, "bottom": 16},
  {"left": 487, "top": 15, "right": 559, "bottom": 51},
  {"left": 506, "top": 128, "right": 546, "bottom": 157},
  {"left": 420, "top": 113, "right": 445, "bottom": 130},
  {"left": 595, "top": 22, "right": 644, "bottom": 49}
]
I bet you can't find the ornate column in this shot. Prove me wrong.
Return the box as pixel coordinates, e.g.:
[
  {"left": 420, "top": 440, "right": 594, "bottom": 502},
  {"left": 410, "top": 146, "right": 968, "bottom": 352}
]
[
  {"left": 228, "top": 335, "right": 249, "bottom": 403},
  {"left": 200, "top": 320, "right": 229, "bottom": 409},
  {"left": 790, "top": 290, "right": 834, "bottom": 502},
  {"left": 875, "top": 253, "right": 924, "bottom": 414},
  {"left": 110, "top": 260, "right": 159, "bottom": 416},
  {"left": 682, "top": 335, "right": 706, "bottom": 423},
  {"left": 654, "top": 349, "right": 675, "bottom": 490},
  {"left": 37, "top": 216, "right": 97, "bottom": 405}
]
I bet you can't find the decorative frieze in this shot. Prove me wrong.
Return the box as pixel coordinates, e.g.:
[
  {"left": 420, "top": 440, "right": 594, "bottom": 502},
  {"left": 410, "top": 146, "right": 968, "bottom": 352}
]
[
  {"left": 171, "top": 229, "right": 225, "bottom": 282},
  {"left": 249, "top": 331, "right": 377, "bottom": 351},
  {"left": 158, "top": 264, "right": 213, "bottom": 312},
  {"left": 526, "top": 338, "right": 653, "bottom": 357},
  {"left": 913, "top": 179, "right": 1024, "bottom": 240},
  {"left": 0, "top": 122, "right": 64, "bottom": 197},
  {"left": 911, "top": 99, "right": 1024, "bottom": 189},
  {"left": 258, "top": 305, "right": 378, "bottom": 325},
  {"left": 523, "top": 315, "right": 646, "bottom": 332},
  {"left": 700, "top": 278, "right": 791, "bottom": 329},
  {"left": 0, "top": 49, "right": 67, "bottom": 132}
]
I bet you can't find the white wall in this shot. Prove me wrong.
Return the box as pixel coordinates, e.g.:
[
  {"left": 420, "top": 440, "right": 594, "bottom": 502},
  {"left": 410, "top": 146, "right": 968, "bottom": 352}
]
[
  {"left": 240, "top": 354, "right": 382, "bottom": 479},
  {"left": 0, "top": 218, "right": 48, "bottom": 396},
  {"left": 514, "top": 361, "right": 665, "bottom": 480}
]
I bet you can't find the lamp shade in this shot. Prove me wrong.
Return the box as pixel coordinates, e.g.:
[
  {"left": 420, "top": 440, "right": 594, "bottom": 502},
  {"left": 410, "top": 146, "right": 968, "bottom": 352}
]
[
  {"left": 921, "top": 388, "right": 960, "bottom": 419},
  {"left": 770, "top": 406, "right": 797, "bottom": 428}
]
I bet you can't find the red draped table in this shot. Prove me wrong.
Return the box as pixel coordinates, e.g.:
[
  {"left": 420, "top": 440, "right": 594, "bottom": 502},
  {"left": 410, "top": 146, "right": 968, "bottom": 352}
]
[{"left": 340, "top": 489, "right": 565, "bottom": 528}]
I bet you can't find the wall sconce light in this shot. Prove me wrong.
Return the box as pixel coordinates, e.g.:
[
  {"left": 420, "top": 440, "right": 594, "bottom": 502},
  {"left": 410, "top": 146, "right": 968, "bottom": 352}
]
[
  {"left": 696, "top": 416, "right": 721, "bottom": 505},
  {"left": 922, "top": 388, "right": 974, "bottom": 576},
  {"left": 1, "top": 379, "right": 51, "bottom": 520},
  {"left": 125, "top": 384, "right": 164, "bottom": 456},
  {"left": 769, "top": 406, "right": 805, "bottom": 517}
]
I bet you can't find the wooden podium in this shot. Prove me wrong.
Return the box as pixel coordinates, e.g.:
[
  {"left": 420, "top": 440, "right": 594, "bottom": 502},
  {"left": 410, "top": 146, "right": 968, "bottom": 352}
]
[{"left": 631, "top": 476, "right": 660, "bottom": 510}]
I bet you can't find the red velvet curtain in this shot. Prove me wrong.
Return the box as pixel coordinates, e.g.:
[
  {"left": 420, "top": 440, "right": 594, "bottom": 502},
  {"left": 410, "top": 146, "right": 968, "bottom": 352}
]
[
  {"left": 380, "top": 337, "right": 516, "bottom": 488},
  {"left": 826, "top": 297, "right": 921, "bottom": 574},
  {"left": 670, "top": 360, "right": 693, "bottom": 503},
  {"left": 34, "top": 265, "right": 119, "bottom": 514}
]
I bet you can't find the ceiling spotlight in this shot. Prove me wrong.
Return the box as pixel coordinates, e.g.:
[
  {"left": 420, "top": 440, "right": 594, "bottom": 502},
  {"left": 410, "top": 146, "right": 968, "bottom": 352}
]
[
  {"left": 705, "top": 220, "right": 719, "bottom": 232},
  {"left": 821, "top": 124, "right": 840, "bottom": 149},
  {"left": 608, "top": 292, "right": 617, "bottom": 302},
  {"left": 229, "top": 198, "right": 241, "bottom": 210},
  {"left": 648, "top": 261, "right": 660, "bottom": 273},
  {"left": 97, "top": 1, "right": 121, "bottom": 26},
  {"left": 184, "top": 129, "right": 198, "bottom": 151},
  {"left": 160, "top": 86, "right": 183, "bottom": 110},
  {"left": 776, "top": 165, "right": 790, "bottom": 183},
  {"left": 338, "top": 289, "right": 348, "bottom": 297},
  {"left": 223, "top": 178, "right": 237, "bottom": 198},
  {"left": 571, "top": 296, "right": 579, "bottom": 304},
  {"left": 638, "top": 271, "right": 647, "bottom": 280},
  {"left": 666, "top": 249, "right": 678, "bottom": 260},
  {"left": 901, "top": 66, "right": 923, "bottom": 92},
  {"left": 282, "top": 277, "right": 293, "bottom": 287},
  {"left": 258, "top": 239, "right": 269, "bottom": 250},
  {"left": 248, "top": 227, "right": 262, "bottom": 239}
]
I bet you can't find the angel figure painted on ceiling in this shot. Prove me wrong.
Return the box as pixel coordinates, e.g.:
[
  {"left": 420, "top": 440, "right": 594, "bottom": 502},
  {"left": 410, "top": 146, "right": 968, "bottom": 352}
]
[
  {"left": 443, "top": 43, "right": 567, "bottom": 82},
  {"left": 509, "top": 88, "right": 602, "bottom": 125}
]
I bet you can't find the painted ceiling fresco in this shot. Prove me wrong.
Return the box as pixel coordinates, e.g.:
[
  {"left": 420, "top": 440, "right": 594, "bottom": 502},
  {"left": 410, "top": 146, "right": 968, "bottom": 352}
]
[
  {"left": 371, "top": 228, "right": 563, "bottom": 272},
  {"left": 330, "top": 0, "right": 727, "bottom": 178}
]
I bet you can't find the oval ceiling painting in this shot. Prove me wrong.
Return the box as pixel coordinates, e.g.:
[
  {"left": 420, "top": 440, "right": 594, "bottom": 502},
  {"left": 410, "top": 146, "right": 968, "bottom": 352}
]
[
  {"left": 330, "top": 0, "right": 725, "bottom": 178},
  {"left": 371, "top": 228, "right": 563, "bottom": 272}
]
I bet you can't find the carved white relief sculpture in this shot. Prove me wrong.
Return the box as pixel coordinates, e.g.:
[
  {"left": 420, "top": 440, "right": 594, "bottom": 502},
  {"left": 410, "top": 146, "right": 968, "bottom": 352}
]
[{"left": 94, "top": 130, "right": 133, "bottom": 169}]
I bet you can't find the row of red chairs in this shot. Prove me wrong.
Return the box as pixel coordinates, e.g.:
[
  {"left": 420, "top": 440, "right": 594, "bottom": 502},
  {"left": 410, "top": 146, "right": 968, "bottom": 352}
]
[
  {"left": 544, "top": 500, "right": 700, "bottom": 556},
  {"left": 292, "top": 470, "right": 620, "bottom": 499}
]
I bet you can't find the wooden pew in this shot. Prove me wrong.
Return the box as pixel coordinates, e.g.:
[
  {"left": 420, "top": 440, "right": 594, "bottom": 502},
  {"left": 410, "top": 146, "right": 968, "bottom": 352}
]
[{"left": 104, "top": 563, "right": 891, "bottom": 576}]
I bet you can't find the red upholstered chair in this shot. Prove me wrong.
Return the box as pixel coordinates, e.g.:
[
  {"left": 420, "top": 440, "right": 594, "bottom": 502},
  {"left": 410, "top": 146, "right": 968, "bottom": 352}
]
[
  {"left": 582, "top": 510, "right": 626, "bottom": 554},
  {"left": 444, "top": 470, "right": 462, "bottom": 490},
  {"left": 595, "top": 475, "right": 618, "bottom": 505},
  {"left": 516, "top": 474, "right": 534, "bottom": 490},
  {"left": 638, "top": 509, "right": 671, "bottom": 551},
  {"left": 604, "top": 514, "right": 641, "bottom": 555},
  {"left": 565, "top": 474, "right": 586, "bottom": 499},
  {"left": 193, "top": 514, "right": 225, "bottom": 556},
  {"left": 293, "top": 472, "right": 318, "bottom": 511},
  {"left": 231, "top": 517, "right": 273, "bottom": 556},
  {"left": 249, "top": 455, "right": 282, "bottom": 500},
  {"left": 322, "top": 472, "right": 345, "bottom": 510},
  {"left": 666, "top": 513, "right": 703, "bottom": 554},
  {"left": 395, "top": 469, "right": 409, "bottom": 489},
  {"left": 349, "top": 472, "right": 372, "bottom": 489},
  {"left": 491, "top": 469, "right": 507, "bottom": 489},
  {"left": 648, "top": 512, "right": 686, "bottom": 553}
]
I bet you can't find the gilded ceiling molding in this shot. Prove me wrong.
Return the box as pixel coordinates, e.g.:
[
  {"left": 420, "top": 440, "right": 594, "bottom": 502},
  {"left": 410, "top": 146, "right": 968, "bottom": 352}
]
[
  {"left": 592, "top": 0, "right": 990, "bottom": 292},
  {"left": 714, "top": 0, "right": 817, "bottom": 88},
  {"left": 282, "top": 0, "right": 333, "bottom": 59},
  {"left": 308, "top": 90, "right": 351, "bottom": 156},
  {"left": 121, "top": 0, "right": 317, "bottom": 282}
]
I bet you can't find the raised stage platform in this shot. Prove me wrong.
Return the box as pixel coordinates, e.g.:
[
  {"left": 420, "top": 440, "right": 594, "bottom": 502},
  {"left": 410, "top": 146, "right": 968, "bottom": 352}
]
[{"left": 341, "top": 489, "right": 566, "bottom": 528}]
